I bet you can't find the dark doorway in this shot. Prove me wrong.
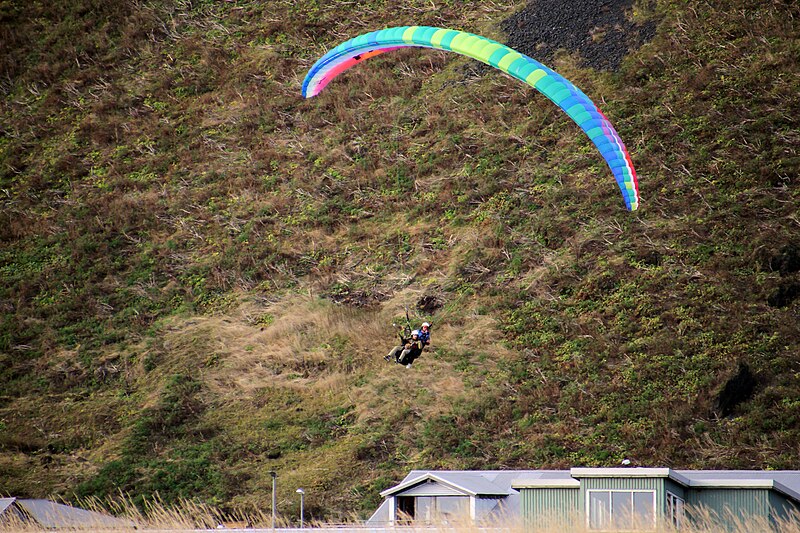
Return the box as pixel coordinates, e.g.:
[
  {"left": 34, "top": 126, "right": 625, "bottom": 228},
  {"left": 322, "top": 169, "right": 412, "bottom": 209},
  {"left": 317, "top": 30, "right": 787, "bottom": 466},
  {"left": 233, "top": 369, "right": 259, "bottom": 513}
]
[{"left": 397, "top": 496, "right": 415, "bottom": 523}]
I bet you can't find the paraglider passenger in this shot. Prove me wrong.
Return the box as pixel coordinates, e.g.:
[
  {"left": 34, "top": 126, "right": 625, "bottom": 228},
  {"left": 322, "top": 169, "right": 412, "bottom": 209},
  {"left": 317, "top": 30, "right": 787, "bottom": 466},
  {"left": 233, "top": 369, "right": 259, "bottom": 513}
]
[
  {"left": 418, "top": 322, "right": 431, "bottom": 346},
  {"left": 398, "top": 330, "right": 424, "bottom": 368}
]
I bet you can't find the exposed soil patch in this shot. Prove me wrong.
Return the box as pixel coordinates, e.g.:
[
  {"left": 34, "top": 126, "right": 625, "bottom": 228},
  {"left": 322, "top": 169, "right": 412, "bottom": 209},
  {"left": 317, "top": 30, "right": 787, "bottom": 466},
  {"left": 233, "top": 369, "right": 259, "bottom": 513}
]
[
  {"left": 716, "top": 363, "right": 757, "bottom": 417},
  {"left": 416, "top": 293, "right": 445, "bottom": 314},
  {"left": 766, "top": 244, "right": 800, "bottom": 275},
  {"left": 501, "top": 0, "right": 657, "bottom": 71},
  {"left": 768, "top": 282, "right": 800, "bottom": 308}
]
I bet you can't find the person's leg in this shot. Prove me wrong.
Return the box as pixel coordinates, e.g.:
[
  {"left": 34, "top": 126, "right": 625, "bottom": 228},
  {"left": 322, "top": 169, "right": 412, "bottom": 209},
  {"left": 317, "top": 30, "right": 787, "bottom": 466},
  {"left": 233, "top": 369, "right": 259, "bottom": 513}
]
[
  {"left": 386, "top": 345, "right": 401, "bottom": 361},
  {"left": 398, "top": 348, "right": 411, "bottom": 364}
]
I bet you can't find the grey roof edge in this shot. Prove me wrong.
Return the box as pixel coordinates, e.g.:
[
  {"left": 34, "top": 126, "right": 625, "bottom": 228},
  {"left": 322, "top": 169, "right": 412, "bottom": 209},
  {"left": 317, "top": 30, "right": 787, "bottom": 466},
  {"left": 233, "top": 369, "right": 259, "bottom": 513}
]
[
  {"left": 512, "top": 478, "right": 580, "bottom": 489},
  {"left": 571, "top": 467, "right": 675, "bottom": 478},
  {"left": 683, "top": 478, "right": 800, "bottom": 503},
  {"left": 569, "top": 467, "right": 694, "bottom": 487},
  {"left": 772, "top": 480, "right": 800, "bottom": 503},
  {"left": 380, "top": 473, "right": 510, "bottom": 498}
]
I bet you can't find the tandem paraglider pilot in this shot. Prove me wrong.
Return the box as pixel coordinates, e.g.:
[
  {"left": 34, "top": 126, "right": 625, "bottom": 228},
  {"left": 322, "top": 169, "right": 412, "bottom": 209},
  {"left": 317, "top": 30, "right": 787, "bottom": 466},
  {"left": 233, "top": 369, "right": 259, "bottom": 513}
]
[{"left": 385, "top": 321, "right": 431, "bottom": 369}]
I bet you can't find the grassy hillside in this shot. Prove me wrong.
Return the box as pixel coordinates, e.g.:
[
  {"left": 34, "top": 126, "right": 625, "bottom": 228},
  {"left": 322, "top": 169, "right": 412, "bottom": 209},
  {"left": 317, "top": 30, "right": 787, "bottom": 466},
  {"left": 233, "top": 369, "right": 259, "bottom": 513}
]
[{"left": 1, "top": 0, "right": 799, "bottom": 522}]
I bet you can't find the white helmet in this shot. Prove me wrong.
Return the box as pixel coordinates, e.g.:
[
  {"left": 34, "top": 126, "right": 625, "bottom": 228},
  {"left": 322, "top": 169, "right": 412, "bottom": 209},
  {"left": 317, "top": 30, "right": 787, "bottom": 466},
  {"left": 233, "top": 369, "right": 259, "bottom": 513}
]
[
  {"left": 421, "top": 322, "right": 430, "bottom": 328},
  {"left": 411, "top": 330, "right": 419, "bottom": 336}
]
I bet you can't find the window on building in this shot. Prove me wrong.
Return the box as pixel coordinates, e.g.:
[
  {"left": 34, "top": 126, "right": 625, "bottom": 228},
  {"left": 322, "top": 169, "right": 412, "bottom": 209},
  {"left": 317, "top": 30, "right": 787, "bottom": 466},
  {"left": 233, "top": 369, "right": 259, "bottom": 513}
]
[
  {"left": 396, "top": 496, "right": 469, "bottom": 524},
  {"left": 588, "top": 490, "right": 656, "bottom": 530},
  {"left": 666, "top": 491, "right": 685, "bottom": 529}
]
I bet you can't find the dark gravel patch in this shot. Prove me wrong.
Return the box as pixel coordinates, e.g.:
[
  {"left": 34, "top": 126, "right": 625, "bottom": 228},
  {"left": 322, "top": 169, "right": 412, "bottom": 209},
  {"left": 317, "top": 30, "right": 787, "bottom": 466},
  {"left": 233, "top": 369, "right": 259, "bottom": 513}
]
[{"left": 500, "top": 0, "right": 657, "bottom": 71}]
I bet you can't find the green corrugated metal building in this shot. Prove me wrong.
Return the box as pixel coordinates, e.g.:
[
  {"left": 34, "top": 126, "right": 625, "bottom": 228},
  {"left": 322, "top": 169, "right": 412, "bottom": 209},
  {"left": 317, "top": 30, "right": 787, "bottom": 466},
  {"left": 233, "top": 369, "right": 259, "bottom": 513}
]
[
  {"left": 513, "top": 468, "right": 800, "bottom": 531},
  {"left": 368, "top": 468, "right": 800, "bottom": 530}
]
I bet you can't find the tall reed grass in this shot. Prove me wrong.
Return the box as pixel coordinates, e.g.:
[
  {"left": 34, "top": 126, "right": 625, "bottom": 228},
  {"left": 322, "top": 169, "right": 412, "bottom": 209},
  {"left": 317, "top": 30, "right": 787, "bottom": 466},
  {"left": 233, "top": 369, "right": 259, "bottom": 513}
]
[{"left": 2, "top": 496, "right": 798, "bottom": 532}]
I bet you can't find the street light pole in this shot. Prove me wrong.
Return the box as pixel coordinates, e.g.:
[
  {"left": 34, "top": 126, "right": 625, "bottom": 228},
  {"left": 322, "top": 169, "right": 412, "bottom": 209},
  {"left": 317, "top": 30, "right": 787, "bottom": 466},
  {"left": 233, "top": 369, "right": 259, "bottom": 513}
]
[
  {"left": 296, "top": 488, "right": 305, "bottom": 528},
  {"left": 269, "top": 472, "right": 277, "bottom": 530}
]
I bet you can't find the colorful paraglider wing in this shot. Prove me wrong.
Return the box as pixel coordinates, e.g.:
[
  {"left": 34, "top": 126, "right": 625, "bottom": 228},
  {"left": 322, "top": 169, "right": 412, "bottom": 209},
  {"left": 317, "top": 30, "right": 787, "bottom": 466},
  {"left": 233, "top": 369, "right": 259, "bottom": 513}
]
[{"left": 302, "top": 26, "right": 639, "bottom": 211}]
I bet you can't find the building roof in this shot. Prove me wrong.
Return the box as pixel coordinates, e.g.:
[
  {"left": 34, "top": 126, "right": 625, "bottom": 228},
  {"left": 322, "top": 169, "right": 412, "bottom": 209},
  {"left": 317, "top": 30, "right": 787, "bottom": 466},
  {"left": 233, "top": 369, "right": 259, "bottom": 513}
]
[
  {"left": 0, "top": 498, "right": 134, "bottom": 529},
  {"left": 0, "top": 498, "right": 15, "bottom": 515},
  {"left": 381, "top": 469, "right": 569, "bottom": 498}
]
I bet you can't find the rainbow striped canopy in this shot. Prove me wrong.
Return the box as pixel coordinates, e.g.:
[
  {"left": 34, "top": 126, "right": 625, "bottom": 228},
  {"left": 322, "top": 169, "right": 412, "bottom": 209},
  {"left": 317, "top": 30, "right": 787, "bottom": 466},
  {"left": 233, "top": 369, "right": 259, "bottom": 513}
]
[{"left": 302, "top": 26, "right": 639, "bottom": 211}]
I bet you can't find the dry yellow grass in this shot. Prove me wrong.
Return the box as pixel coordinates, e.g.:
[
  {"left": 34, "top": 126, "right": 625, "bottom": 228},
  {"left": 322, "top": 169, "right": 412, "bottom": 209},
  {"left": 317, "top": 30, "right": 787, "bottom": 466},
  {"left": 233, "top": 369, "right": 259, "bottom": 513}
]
[
  {"left": 151, "top": 287, "right": 512, "bottom": 404},
  {"left": 3, "top": 497, "right": 799, "bottom": 532}
]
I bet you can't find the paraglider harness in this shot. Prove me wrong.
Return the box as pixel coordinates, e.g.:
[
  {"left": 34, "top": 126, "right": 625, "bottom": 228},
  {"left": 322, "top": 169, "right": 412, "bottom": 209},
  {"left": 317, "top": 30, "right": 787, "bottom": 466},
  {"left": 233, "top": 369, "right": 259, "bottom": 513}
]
[
  {"left": 389, "top": 308, "right": 413, "bottom": 361},
  {"left": 386, "top": 308, "right": 427, "bottom": 366},
  {"left": 400, "top": 307, "right": 412, "bottom": 342}
]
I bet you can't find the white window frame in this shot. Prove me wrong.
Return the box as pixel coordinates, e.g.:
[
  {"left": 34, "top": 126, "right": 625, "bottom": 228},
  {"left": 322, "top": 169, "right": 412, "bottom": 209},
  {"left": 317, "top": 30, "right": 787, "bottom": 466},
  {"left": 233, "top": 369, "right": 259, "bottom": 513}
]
[
  {"left": 666, "top": 491, "right": 685, "bottom": 529},
  {"left": 586, "top": 489, "right": 657, "bottom": 531}
]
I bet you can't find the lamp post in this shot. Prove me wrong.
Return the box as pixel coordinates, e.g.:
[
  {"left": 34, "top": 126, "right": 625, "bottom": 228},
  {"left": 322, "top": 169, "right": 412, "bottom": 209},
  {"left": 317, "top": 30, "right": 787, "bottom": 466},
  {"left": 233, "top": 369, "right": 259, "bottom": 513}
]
[
  {"left": 269, "top": 472, "right": 277, "bottom": 530},
  {"left": 296, "top": 488, "right": 305, "bottom": 528}
]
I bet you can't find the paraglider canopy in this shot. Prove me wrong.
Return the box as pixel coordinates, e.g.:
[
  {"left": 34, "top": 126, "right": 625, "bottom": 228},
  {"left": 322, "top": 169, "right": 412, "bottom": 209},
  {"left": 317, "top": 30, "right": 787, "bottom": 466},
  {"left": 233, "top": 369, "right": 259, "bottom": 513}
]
[{"left": 302, "top": 26, "right": 640, "bottom": 211}]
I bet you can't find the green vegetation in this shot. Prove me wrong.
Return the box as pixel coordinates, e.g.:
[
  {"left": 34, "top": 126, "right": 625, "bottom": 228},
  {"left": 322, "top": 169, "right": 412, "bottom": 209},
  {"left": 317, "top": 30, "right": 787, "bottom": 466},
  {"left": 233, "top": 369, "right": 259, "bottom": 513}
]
[{"left": 1, "top": 0, "right": 799, "bottom": 523}]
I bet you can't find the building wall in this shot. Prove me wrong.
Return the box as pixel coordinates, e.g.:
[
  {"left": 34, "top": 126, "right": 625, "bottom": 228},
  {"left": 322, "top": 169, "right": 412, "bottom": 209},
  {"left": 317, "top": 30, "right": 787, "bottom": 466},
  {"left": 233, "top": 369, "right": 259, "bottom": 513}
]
[
  {"left": 664, "top": 479, "right": 685, "bottom": 501},
  {"left": 474, "top": 496, "right": 506, "bottom": 523},
  {"left": 519, "top": 488, "right": 579, "bottom": 529},
  {"left": 768, "top": 491, "right": 800, "bottom": 528},
  {"left": 685, "top": 488, "right": 769, "bottom": 530}
]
